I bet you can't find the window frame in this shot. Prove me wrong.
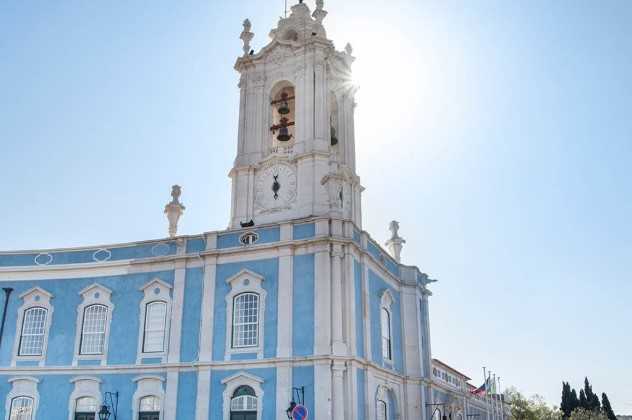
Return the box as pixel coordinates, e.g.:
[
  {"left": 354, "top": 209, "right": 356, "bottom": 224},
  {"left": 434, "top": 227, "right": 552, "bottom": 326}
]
[
  {"left": 231, "top": 292, "right": 260, "bottom": 349},
  {"left": 73, "top": 284, "right": 114, "bottom": 366},
  {"left": 5, "top": 377, "right": 39, "bottom": 420},
  {"left": 12, "top": 288, "right": 54, "bottom": 366},
  {"left": 380, "top": 289, "right": 394, "bottom": 365},
  {"left": 132, "top": 376, "right": 165, "bottom": 420},
  {"left": 79, "top": 304, "right": 109, "bottom": 355},
  {"left": 221, "top": 372, "right": 264, "bottom": 420},
  {"left": 9, "top": 396, "right": 34, "bottom": 420},
  {"left": 67, "top": 376, "right": 102, "bottom": 420},
  {"left": 136, "top": 279, "right": 172, "bottom": 363},
  {"left": 224, "top": 269, "right": 267, "bottom": 360}
]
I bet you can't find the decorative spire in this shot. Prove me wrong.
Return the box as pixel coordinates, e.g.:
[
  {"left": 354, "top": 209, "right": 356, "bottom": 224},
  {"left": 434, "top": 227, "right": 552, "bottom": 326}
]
[
  {"left": 240, "top": 19, "right": 254, "bottom": 56},
  {"left": 385, "top": 220, "right": 406, "bottom": 262},
  {"left": 344, "top": 42, "right": 353, "bottom": 55},
  {"left": 312, "top": 0, "right": 327, "bottom": 24},
  {"left": 164, "top": 185, "right": 185, "bottom": 238}
]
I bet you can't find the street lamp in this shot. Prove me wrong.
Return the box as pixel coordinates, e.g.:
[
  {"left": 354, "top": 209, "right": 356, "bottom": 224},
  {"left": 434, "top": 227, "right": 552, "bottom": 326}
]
[{"left": 99, "top": 391, "right": 119, "bottom": 420}]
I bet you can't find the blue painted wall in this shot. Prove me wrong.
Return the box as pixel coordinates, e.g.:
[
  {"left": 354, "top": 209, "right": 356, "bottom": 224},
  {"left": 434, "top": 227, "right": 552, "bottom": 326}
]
[
  {"left": 292, "top": 223, "right": 315, "bottom": 240},
  {"left": 369, "top": 269, "right": 403, "bottom": 373},
  {"left": 217, "top": 227, "right": 280, "bottom": 249},
  {"left": 181, "top": 268, "right": 204, "bottom": 362},
  {"left": 0, "top": 270, "right": 174, "bottom": 367},
  {"left": 356, "top": 367, "right": 366, "bottom": 420},
  {"left": 292, "top": 366, "right": 314, "bottom": 417},
  {"left": 176, "top": 371, "right": 198, "bottom": 419},
  {"left": 212, "top": 258, "right": 279, "bottom": 361},
  {"left": 292, "top": 254, "right": 314, "bottom": 356}
]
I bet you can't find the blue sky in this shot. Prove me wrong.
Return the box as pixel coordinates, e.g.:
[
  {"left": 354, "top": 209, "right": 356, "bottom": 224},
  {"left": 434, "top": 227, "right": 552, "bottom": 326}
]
[{"left": 1, "top": 0, "right": 631, "bottom": 414}]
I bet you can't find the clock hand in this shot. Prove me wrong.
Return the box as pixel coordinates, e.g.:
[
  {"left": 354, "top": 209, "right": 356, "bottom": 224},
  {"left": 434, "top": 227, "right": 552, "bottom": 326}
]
[{"left": 272, "top": 174, "right": 281, "bottom": 200}]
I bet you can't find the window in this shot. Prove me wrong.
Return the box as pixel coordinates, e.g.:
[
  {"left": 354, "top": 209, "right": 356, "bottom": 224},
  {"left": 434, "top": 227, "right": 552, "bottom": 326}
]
[
  {"left": 139, "top": 395, "right": 161, "bottom": 420},
  {"left": 10, "top": 396, "right": 34, "bottom": 420},
  {"left": 232, "top": 293, "right": 259, "bottom": 348},
  {"left": 224, "top": 269, "right": 267, "bottom": 359},
  {"left": 19, "top": 308, "right": 47, "bottom": 356},
  {"left": 143, "top": 301, "right": 167, "bottom": 353},
  {"left": 381, "top": 307, "right": 392, "bottom": 361},
  {"left": 80, "top": 304, "right": 108, "bottom": 355},
  {"left": 230, "top": 386, "right": 257, "bottom": 411},
  {"left": 377, "top": 399, "right": 387, "bottom": 420},
  {"left": 75, "top": 396, "right": 97, "bottom": 420},
  {"left": 221, "top": 371, "right": 264, "bottom": 420}
]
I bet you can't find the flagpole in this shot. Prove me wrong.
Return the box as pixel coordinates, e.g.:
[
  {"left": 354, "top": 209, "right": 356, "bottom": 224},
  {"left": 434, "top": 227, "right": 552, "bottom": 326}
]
[
  {"left": 489, "top": 371, "right": 495, "bottom": 420},
  {"left": 498, "top": 376, "right": 505, "bottom": 420},
  {"left": 483, "top": 366, "right": 490, "bottom": 420},
  {"left": 493, "top": 373, "right": 499, "bottom": 420}
]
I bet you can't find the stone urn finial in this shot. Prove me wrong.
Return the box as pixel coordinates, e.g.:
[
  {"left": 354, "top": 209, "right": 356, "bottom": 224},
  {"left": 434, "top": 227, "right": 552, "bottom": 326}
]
[
  {"left": 164, "top": 185, "right": 185, "bottom": 238},
  {"left": 240, "top": 19, "right": 254, "bottom": 55},
  {"left": 385, "top": 220, "right": 406, "bottom": 262}
]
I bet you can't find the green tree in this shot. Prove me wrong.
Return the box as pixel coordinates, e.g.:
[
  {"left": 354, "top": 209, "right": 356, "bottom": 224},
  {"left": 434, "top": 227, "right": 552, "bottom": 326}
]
[
  {"left": 561, "top": 382, "right": 573, "bottom": 418},
  {"left": 570, "top": 408, "right": 608, "bottom": 420},
  {"left": 570, "top": 388, "right": 580, "bottom": 413},
  {"left": 505, "top": 387, "right": 561, "bottom": 420},
  {"left": 601, "top": 393, "right": 617, "bottom": 420},
  {"left": 584, "top": 377, "right": 601, "bottom": 412},
  {"left": 580, "top": 389, "right": 588, "bottom": 410}
]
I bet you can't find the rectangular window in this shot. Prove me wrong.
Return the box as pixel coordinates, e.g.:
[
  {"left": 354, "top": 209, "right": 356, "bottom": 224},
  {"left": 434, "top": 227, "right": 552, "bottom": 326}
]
[
  {"left": 80, "top": 304, "right": 108, "bottom": 355},
  {"left": 143, "top": 301, "right": 167, "bottom": 353},
  {"left": 18, "top": 307, "right": 47, "bottom": 356},
  {"left": 10, "top": 396, "right": 33, "bottom": 420},
  {"left": 232, "top": 293, "right": 259, "bottom": 348}
]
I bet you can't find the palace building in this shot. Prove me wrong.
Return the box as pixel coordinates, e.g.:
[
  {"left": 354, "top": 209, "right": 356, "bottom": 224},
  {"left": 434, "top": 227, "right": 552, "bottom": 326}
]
[{"left": 0, "top": 2, "right": 510, "bottom": 420}]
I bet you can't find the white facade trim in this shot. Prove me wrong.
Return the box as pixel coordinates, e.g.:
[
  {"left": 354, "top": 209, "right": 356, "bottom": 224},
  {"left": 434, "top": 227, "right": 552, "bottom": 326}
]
[
  {"left": 136, "top": 278, "right": 173, "bottom": 364},
  {"left": 5, "top": 377, "right": 39, "bottom": 420},
  {"left": 224, "top": 269, "right": 267, "bottom": 360},
  {"left": 132, "top": 375, "right": 166, "bottom": 420},
  {"left": 67, "top": 376, "right": 102, "bottom": 420},
  {"left": 72, "top": 283, "right": 114, "bottom": 366},
  {"left": 221, "top": 371, "right": 264, "bottom": 420},
  {"left": 11, "top": 287, "right": 54, "bottom": 367}
]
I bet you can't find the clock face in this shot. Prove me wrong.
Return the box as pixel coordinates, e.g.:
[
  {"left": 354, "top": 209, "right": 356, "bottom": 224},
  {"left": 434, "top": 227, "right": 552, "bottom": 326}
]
[{"left": 255, "top": 163, "right": 297, "bottom": 213}]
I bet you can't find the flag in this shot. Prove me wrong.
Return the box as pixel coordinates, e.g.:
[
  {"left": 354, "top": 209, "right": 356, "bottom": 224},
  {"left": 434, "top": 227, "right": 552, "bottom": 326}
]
[{"left": 472, "top": 382, "right": 487, "bottom": 396}]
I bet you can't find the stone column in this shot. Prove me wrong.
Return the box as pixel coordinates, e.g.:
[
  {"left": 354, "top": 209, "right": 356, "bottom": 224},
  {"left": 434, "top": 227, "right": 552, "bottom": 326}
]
[
  {"left": 332, "top": 362, "right": 347, "bottom": 420},
  {"left": 331, "top": 243, "right": 346, "bottom": 355}
]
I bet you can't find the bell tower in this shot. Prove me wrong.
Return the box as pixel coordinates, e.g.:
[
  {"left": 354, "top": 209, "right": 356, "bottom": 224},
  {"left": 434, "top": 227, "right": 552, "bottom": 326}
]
[{"left": 228, "top": 0, "right": 362, "bottom": 228}]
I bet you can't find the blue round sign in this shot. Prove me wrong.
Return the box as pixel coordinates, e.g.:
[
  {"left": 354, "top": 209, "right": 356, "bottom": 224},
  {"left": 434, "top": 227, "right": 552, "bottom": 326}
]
[{"left": 291, "top": 404, "right": 309, "bottom": 420}]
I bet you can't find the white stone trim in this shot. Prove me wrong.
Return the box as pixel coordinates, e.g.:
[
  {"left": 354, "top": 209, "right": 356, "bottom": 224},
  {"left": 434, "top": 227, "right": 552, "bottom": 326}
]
[
  {"left": 11, "top": 288, "right": 54, "bottom": 367},
  {"left": 224, "top": 269, "right": 267, "bottom": 360},
  {"left": 5, "top": 377, "right": 39, "bottom": 420},
  {"left": 136, "top": 279, "right": 173, "bottom": 363},
  {"left": 67, "top": 376, "right": 102, "bottom": 420},
  {"left": 380, "top": 289, "right": 394, "bottom": 366},
  {"left": 72, "top": 283, "right": 114, "bottom": 366},
  {"left": 221, "top": 371, "right": 264, "bottom": 420},
  {"left": 132, "top": 375, "right": 166, "bottom": 420}
]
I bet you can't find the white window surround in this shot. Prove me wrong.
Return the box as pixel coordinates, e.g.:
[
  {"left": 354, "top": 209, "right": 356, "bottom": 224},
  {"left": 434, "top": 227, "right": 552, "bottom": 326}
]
[
  {"left": 132, "top": 375, "right": 165, "bottom": 420},
  {"left": 136, "top": 279, "right": 172, "bottom": 363},
  {"left": 12, "top": 288, "right": 54, "bottom": 367},
  {"left": 72, "top": 284, "right": 114, "bottom": 366},
  {"left": 376, "top": 385, "right": 389, "bottom": 420},
  {"left": 5, "top": 377, "right": 39, "bottom": 420},
  {"left": 380, "top": 289, "right": 394, "bottom": 365},
  {"left": 221, "top": 371, "right": 264, "bottom": 420},
  {"left": 224, "top": 269, "right": 267, "bottom": 360},
  {"left": 67, "top": 377, "right": 102, "bottom": 420}
]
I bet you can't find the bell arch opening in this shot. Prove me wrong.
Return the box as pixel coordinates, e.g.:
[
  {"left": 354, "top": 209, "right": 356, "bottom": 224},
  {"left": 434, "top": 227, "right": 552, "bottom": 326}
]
[{"left": 269, "top": 81, "right": 296, "bottom": 149}]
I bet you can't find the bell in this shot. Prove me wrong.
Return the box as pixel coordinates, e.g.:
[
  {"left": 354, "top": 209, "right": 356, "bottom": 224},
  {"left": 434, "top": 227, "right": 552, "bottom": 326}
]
[
  {"left": 277, "top": 126, "right": 291, "bottom": 142},
  {"left": 330, "top": 126, "right": 338, "bottom": 146},
  {"left": 277, "top": 92, "right": 290, "bottom": 115}
]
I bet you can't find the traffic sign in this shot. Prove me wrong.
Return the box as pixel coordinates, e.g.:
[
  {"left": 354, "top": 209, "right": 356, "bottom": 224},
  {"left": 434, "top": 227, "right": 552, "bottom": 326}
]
[{"left": 291, "top": 404, "right": 309, "bottom": 420}]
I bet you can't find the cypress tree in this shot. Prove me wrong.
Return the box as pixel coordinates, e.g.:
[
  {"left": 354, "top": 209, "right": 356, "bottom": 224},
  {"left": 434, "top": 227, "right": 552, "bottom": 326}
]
[
  {"left": 561, "top": 382, "right": 572, "bottom": 418},
  {"left": 579, "top": 389, "right": 588, "bottom": 410},
  {"left": 584, "top": 377, "right": 601, "bottom": 411},
  {"left": 602, "top": 393, "right": 617, "bottom": 420},
  {"left": 570, "top": 388, "right": 580, "bottom": 413}
]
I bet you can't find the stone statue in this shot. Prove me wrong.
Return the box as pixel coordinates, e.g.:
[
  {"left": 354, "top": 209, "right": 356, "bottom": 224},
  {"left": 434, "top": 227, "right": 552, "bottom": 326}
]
[
  {"left": 385, "top": 220, "right": 406, "bottom": 262},
  {"left": 240, "top": 19, "right": 254, "bottom": 55},
  {"left": 164, "top": 185, "right": 185, "bottom": 238}
]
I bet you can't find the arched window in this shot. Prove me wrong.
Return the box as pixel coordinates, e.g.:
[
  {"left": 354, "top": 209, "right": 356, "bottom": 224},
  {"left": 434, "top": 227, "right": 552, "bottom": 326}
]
[
  {"left": 232, "top": 293, "right": 260, "bottom": 348},
  {"left": 18, "top": 307, "right": 47, "bottom": 356},
  {"left": 230, "top": 386, "right": 257, "bottom": 420},
  {"left": 80, "top": 304, "right": 108, "bottom": 355},
  {"left": 139, "top": 395, "right": 161, "bottom": 420},
  {"left": 376, "top": 398, "right": 387, "bottom": 420},
  {"left": 74, "top": 396, "right": 97, "bottom": 420},
  {"left": 142, "top": 301, "right": 167, "bottom": 353},
  {"left": 9, "top": 396, "right": 34, "bottom": 420},
  {"left": 381, "top": 307, "right": 392, "bottom": 361}
]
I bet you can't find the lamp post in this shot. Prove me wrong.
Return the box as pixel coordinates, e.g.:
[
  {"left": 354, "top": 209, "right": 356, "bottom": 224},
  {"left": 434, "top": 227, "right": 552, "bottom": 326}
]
[
  {"left": 285, "top": 386, "right": 305, "bottom": 419},
  {"left": 99, "top": 391, "right": 119, "bottom": 420}
]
